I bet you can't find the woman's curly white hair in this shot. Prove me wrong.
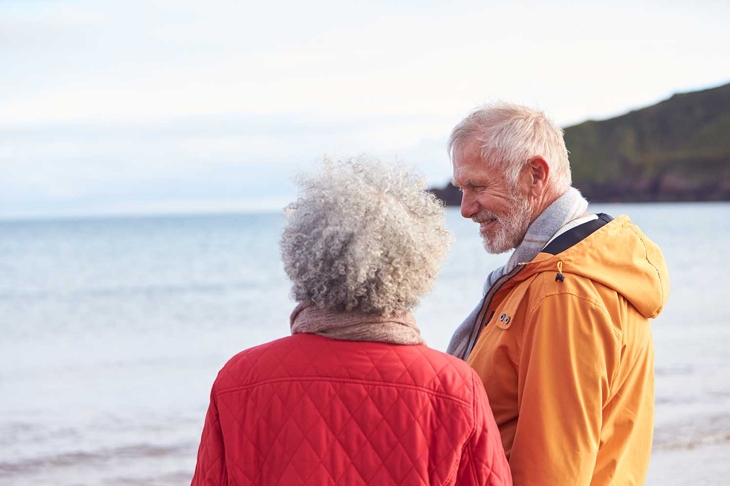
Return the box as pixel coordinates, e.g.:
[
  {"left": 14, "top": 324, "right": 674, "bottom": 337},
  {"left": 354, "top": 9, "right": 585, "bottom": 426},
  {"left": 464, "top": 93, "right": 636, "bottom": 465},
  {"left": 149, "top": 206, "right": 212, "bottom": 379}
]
[{"left": 280, "top": 156, "right": 452, "bottom": 316}]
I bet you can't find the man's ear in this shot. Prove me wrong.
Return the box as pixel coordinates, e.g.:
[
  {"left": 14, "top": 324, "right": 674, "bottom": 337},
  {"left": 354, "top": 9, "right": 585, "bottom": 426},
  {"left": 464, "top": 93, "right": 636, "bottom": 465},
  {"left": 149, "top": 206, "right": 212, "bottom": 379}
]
[{"left": 526, "top": 156, "right": 549, "bottom": 198}]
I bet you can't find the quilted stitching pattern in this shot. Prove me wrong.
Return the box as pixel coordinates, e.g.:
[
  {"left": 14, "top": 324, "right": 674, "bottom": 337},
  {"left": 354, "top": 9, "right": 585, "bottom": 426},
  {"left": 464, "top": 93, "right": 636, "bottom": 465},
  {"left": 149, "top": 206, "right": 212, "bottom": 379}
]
[{"left": 191, "top": 334, "right": 511, "bottom": 486}]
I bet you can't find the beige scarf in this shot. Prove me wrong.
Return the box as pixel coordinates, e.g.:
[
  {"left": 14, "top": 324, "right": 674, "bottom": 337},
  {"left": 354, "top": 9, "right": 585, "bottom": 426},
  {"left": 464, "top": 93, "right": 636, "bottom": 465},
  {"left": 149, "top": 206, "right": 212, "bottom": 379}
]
[{"left": 290, "top": 302, "right": 424, "bottom": 345}]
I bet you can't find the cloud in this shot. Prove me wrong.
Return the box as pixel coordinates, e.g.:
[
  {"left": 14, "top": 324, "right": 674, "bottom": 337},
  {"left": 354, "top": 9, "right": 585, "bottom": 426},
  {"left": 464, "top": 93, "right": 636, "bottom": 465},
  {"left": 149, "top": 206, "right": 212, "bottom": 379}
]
[
  {"left": 0, "top": 112, "right": 458, "bottom": 218},
  {"left": 3, "top": 0, "right": 726, "bottom": 124}
]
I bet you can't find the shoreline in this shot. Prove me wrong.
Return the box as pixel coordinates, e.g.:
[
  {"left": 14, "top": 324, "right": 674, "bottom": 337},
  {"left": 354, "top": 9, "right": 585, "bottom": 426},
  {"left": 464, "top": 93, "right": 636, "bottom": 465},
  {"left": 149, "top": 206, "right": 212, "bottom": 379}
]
[
  {"left": 2, "top": 436, "right": 729, "bottom": 486},
  {"left": 647, "top": 441, "right": 730, "bottom": 486}
]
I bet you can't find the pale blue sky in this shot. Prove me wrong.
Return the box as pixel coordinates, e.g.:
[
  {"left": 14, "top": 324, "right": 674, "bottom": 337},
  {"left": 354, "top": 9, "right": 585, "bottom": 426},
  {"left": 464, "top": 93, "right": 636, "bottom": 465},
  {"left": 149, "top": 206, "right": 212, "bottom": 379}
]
[{"left": 2, "top": 0, "right": 728, "bottom": 218}]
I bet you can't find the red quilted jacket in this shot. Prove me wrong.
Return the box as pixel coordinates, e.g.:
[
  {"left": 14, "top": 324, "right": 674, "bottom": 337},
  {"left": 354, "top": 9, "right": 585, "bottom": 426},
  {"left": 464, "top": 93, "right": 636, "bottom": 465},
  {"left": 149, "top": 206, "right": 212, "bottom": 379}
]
[{"left": 191, "top": 334, "right": 511, "bottom": 486}]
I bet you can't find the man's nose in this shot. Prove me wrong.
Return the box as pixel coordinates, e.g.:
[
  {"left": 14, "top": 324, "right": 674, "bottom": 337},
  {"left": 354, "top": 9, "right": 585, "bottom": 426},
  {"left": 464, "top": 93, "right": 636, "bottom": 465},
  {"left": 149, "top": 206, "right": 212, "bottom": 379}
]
[{"left": 460, "top": 191, "right": 478, "bottom": 219}]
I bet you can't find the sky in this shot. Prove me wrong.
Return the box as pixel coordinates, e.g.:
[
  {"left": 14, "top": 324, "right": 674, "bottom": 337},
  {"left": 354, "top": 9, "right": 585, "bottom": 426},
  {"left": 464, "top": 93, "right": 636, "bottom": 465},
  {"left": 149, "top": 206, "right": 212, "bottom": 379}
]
[{"left": 1, "top": 0, "right": 728, "bottom": 219}]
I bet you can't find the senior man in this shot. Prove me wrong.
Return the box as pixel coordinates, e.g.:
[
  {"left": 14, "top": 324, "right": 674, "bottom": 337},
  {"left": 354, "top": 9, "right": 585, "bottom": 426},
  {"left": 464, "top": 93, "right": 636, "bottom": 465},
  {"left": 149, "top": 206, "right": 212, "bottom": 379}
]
[{"left": 446, "top": 103, "right": 670, "bottom": 486}]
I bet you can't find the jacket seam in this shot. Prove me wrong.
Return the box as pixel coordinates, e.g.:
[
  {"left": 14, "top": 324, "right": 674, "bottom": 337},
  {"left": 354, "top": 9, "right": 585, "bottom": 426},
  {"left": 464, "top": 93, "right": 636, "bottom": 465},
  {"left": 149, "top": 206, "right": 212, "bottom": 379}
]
[
  {"left": 534, "top": 271, "right": 613, "bottom": 319},
  {"left": 450, "top": 372, "right": 480, "bottom": 485},
  {"left": 520, "top": 289, "right": 622, "bottom": 392},
  {"left": 521, "top": 288, "right": 618, "bottom": 352},
  {"left": 468, "top": 371, "right": 480, "bottom": 484},
  {"left": 468, "top": 442, "right": 479, "bottom": 484},
  {"left": 527, "top": 290, "right": 614, "bottom": 327},
  {"left": 215, "top": 376, "right": 473, "bottom": 407},
  {"left": 627, "top": 223, "right": 664, "bottom": 310}
]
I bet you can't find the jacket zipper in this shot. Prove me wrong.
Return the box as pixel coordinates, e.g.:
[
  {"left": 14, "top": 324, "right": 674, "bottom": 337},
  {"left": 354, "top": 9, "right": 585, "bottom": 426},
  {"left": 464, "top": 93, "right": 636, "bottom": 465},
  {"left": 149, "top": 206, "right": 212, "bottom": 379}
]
[{"left": 461, "top": 264, "right": 526, "bottom": 360}]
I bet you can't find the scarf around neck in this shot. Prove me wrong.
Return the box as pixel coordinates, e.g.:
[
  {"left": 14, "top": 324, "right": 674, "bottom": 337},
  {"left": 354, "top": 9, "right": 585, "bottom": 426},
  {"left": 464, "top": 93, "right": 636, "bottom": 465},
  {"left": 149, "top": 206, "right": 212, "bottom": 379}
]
[
  {"left": 446, "top": 187, "right": 589, "bottom": 359},
  {"left": 290, "top": 302, "right": 424, "bottom": 345}
]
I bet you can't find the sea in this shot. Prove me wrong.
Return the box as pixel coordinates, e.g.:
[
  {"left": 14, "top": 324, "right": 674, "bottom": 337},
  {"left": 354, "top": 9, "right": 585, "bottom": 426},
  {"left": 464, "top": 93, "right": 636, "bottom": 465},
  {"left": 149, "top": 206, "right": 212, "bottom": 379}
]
[{"left": 1, "top": 203, "right": 729, "bottom": 486}]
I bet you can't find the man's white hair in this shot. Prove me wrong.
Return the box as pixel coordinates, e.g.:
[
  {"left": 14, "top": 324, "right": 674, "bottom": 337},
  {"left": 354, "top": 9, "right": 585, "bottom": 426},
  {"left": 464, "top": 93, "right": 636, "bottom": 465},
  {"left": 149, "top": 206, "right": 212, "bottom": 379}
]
[
  {"left": 280, "top": 156, "right": 452, "bottom": 316},
  {"left": 448, "top": 102, "right": 571, "bottom": 192}
]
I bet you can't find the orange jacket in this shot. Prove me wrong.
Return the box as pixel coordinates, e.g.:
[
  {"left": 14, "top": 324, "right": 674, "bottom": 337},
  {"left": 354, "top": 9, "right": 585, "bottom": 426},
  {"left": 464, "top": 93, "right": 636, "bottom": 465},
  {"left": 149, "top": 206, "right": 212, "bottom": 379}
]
[{"left": 466, "top": 215, "right": 669, "bottom": 486}]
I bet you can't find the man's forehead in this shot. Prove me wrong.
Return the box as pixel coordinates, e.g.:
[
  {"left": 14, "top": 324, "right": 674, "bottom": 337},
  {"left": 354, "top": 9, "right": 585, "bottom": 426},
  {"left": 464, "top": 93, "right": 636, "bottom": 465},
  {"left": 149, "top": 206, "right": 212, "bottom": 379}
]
[
  {"left": 452, "top": 166, "right": 494, "bottom": 186},
  {"left": 452, "top": 156, "right": 505, "bottom": 187},
  {"left": 453, "top": 136, "right": 483, "bottom": 161}
]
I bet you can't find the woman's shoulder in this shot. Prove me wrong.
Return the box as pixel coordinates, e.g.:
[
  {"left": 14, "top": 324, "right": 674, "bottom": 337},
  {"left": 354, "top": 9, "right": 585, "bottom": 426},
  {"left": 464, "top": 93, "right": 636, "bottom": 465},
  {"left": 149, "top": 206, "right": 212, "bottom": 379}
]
[
  {"left": 212, "top": 335, "right": 303, "bottom": 390},
  {"left": 212, "top": 335, "right": 479, "bottom": 403},
  {"left": 390, "top": 344, "right": 481, "bottom": 401}
]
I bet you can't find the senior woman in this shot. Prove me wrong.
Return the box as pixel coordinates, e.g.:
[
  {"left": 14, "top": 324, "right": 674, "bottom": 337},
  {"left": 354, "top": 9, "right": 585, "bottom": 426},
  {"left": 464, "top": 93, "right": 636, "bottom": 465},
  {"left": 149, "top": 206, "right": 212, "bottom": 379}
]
[{"left": 191, "top": 159, "right": 511, "bottom": 486}]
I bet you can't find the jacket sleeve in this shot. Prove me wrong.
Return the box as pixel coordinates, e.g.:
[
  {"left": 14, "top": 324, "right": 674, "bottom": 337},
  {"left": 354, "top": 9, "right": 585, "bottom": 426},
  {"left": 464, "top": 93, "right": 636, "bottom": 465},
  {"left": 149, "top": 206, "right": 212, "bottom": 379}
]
[
  {"left": 509, "top": 293, "right": 620, "bottom": 486},
  {"left": 190, "top": 388, "right": 228, "bottom": 486},
  {"left": 455, "top": 371, "right": 513, "bottom": 486}
]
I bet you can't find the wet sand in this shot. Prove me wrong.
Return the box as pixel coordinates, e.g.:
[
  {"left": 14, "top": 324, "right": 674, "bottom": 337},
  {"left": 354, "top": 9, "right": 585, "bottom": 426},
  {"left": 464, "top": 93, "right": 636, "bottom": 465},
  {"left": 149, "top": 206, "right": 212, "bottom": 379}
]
[{"left": 646, "top": 442, "right": 730, "bottom": 486}]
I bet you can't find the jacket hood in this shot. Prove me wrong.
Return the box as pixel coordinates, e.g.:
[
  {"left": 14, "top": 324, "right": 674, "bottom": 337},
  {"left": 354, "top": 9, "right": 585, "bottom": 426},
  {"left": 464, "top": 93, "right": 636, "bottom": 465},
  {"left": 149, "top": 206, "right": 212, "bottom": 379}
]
[{"left": 522, "top": 215, "right": 670, "bottom": 319}]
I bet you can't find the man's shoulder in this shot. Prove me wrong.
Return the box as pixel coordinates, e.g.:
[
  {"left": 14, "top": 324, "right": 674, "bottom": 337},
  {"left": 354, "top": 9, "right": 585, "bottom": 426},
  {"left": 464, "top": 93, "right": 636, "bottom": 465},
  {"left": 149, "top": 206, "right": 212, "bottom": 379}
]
[
  {"left": 511, "top": 266, "right": 607, "bottom": 305},
  {"left": 521, "top": 270, "right": 613, "bottom": 318}
]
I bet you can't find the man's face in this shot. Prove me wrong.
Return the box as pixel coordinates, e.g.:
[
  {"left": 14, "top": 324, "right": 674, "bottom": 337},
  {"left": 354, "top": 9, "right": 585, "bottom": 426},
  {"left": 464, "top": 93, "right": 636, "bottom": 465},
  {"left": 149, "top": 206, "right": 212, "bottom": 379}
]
[{"left": 452, "top": 138, "right": 533, "bottom": 254}]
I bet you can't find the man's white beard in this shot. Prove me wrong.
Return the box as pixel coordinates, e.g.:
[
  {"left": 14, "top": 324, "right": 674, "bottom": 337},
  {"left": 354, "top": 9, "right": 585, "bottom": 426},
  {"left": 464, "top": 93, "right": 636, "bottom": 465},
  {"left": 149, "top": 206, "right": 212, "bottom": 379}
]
[{"left": 478, "top": 194, "right": 533, "bottom": 255}]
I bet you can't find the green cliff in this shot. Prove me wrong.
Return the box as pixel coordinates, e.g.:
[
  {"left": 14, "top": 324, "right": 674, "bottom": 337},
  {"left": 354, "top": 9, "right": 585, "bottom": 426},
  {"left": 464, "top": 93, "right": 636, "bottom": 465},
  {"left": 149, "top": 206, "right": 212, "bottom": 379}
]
[{"left": 566, "top": 81, "right": 730, "bottom": 201}]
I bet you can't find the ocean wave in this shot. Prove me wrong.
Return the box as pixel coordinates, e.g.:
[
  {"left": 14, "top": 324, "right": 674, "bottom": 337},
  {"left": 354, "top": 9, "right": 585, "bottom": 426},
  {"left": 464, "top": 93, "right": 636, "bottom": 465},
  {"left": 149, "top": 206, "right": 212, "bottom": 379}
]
[
  {"left": 0, "top": 280, "right": 265, "bottom": 301},
  {"left": 653, "top": 412, "right": 730, "bottom": 451},
  {"left": 0, "top": 421, "right": 80, "bottom": 447},
  {"left": 655, "top": 364, "right": 694, "bottom": 377},
  {"left": 653, "top": 430, "right": 730, "bottom": 451},
  {"left": 0, "top": 442, "right": 193, "bottom": 475}
]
